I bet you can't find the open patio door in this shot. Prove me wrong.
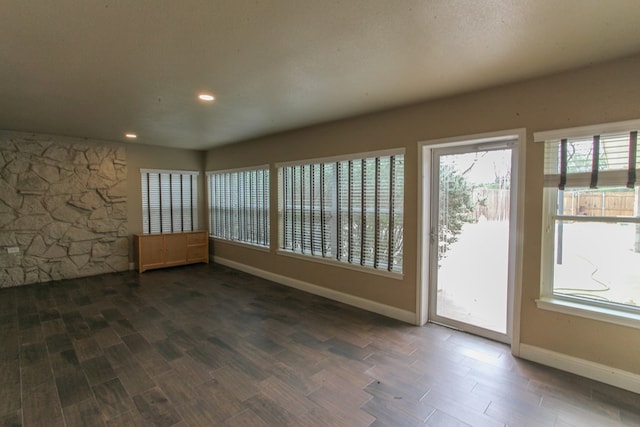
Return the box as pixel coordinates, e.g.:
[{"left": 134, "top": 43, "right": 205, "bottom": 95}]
[{"left": 428, "top": 141, "right": 517, "bottom": 343}]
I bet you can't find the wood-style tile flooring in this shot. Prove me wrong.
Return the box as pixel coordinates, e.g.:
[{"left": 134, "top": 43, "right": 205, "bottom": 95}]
[{"left": 1, "top": 264, "right": 639, "bottom": 426}]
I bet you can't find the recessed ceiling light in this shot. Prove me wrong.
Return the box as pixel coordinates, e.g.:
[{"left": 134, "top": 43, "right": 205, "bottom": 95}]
[
  {"left": 198, "top": 93, "right": 215, "bottom": 102},
  {"left": 125, "top": 133, "right": 137, "bottom": 139}
]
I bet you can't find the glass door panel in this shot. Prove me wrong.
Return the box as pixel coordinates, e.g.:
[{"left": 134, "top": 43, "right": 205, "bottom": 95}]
[{"left": 430, "top": 145, "right": 513, "bottom": 340}]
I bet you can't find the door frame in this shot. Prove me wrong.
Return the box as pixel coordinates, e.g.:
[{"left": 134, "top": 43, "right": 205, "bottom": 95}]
[{"left": 416, "top": 129, "right": 526, "bottom": 354}]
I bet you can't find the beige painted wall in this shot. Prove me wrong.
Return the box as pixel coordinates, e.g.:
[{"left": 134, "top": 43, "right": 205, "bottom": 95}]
[
  {"left": 126, "top": 143, "right": 206, "bottom": 259},
  {"left": 205, "top": 53, "right": 640, "bottom": 374}
]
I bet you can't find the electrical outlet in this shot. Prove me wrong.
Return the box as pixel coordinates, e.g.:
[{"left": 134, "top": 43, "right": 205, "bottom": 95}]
[{"left": 7, "top": 247, "right": 19, "bottom": 254}]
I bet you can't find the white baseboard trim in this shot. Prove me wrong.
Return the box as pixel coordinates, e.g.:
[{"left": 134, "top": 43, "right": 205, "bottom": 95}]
[
  {"left": 519, "top": 343, "right": 640, "bottom": 394},
  {"left": 214, "top": 256, "right": 416, "bottom": 324}
]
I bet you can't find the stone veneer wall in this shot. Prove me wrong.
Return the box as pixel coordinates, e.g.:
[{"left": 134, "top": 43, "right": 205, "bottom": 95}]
[{"left": 0, "top": 131, "right": 128, "bottom": 287}]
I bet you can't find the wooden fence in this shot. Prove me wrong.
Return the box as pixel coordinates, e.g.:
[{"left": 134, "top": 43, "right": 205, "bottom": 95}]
[
  {"left": 562, "top": 191, "right": 636, "bottom": 217},
  {"left": 472, "top": 188, "right": 510, "bottom": 221},
  {"left": 470, "top": 189, "right": 637, "bottom": 221}
]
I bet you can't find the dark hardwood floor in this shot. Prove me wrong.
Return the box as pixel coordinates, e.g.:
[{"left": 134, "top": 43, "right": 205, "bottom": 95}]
[{"left": 1, "top": 263, "right": 638, "bottom": 427}]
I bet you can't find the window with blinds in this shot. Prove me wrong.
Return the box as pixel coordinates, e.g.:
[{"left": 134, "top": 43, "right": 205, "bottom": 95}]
[
  {"left": 207, "top": 167, "right": 270, "bottom": 247},
  {"left": 543, "top": 130, "right": 638, "bottom": 189},
  {"left": 140, "top": 169, "right": 199, "bottom": 234},
  {"left": 535, "top": 120, "right": 640, "bottom": 317},
  {"left": 279, "top": 151, "right": 404, "bottom": 273}
]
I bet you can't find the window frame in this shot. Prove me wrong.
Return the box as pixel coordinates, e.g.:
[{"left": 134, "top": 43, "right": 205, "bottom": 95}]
[
  {"left": 276, "top": 148, "right": 405, "bottom": 278},
  {"left": 140, "top": 168, "right": 199, "bottom": 234},
  {"left": 206, "top": 165, "right": 270, "bottom": 249},
  {"left": 536, "top": 120, "right": 640, "bottom": 328}
]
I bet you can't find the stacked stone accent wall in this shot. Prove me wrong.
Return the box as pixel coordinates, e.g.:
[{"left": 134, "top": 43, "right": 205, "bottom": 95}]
[{"left": 0, "top": 131, "right": 128, "bottom": 287}]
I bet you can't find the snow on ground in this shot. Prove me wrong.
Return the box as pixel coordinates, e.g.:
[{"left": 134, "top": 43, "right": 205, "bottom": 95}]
[{"left": 437, "top": 219, "right": 509, "bottom": 333}]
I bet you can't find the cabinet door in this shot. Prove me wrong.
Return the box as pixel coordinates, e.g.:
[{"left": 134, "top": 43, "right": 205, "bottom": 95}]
[
  {"left": 187, "top": 244, "right": 208, "bottom": 262},
  {"left": 187, "top": 232, "right": 207, "bottom": 245},
  {"left": 164, "top": 233, "right": 188, "bottom": 265},
  {"left": 138, "top": 235, "right": 165, "bottom": 271}
]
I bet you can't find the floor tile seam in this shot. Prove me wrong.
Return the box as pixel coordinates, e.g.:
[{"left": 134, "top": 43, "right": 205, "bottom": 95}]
[
  {"left": 224, "top": 407, "right": 268, "bottom": 426},
  {"left": 58, "top": 325, "right": 127, "bottom": 425},
  {"left": 373, "top": 343, "right": 420, "bottom": 359},
  {"left": 363, "top": 361, "right": 427, "bottom": 385},
  {"left": 538, "top": 393, "right": 625, "bottom": 424},
  {"left": 309, "top": 377, "right": 376, "bottom": 408},
  {"left": 176, "top": 401, "right": 227, "bottom": 426},
  {"left": 40, "top": 331, "right": 68, "bottom": 427},
  {"left": 361, "top": 395, "right": 435, "bottom": 425},
  {"left": 425, "top": 394, "right": 508, "bottom": 427},
  {"left": 210, "top": 373, "right": 259, "bottom": 401},
  {"left": 483, "top": 398, "right": 560, "bottom": 426},
  {"left": 417, "top": 406, "right": 439, "bottom": 425},
  {"left": 256, "top": 376, "right": 332, "bottom": 418},
  {"left": 305, "top": 388, "right": 376, "bottom": 425},
  {"left": 469, "top": 380, "right": 546, "bottom": 413},
  {"left": 15, "top": 300, "right": 26, "bottom": 427},
  {"left": 443, "top": 382, "right": 492, "bottom": 414},
  {"left": 527, "top": 379, "right": 596, "bottom": 407},
  {"left": 299, "top": 378, "right": 326, "bottom": 398},
  {"left": 362, "top": 381, "right": 431, "bottom": 406},
  {"left": 597, "top": 400, "right": 640, "bottom": 421},
  {"left": 140, "top": 386, "right": 188, "bottom": 426}
]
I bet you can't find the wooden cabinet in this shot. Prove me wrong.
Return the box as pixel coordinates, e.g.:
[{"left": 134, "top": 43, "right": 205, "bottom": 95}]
[{"left": 134, "top": 230, "right": 209, "bottom": 273}]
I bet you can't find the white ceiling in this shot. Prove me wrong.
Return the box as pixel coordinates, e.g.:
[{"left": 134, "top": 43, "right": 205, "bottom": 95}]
[{"left": 2, "top": 1, "right": 640, "bottom": 150}]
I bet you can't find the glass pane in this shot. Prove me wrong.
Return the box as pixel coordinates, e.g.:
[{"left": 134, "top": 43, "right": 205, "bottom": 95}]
[
  {"left": 148, "top": 173, "right": 161, "bottom": 233},
  {"left": 436, "top": 149, "right": 511, "bottom": 333},
  {"left": 337, "top": 161, "right": 350, "bottom": 262},
  {"left": 544, "top": 132, "right": 639, "bottom": 175},
  {"left": 160, "top": 173, "right": 172, "bottom": 232},
  {"left": 210, "top": 169, "right": 268, "bottom": 246},
  {"left": 391, "top": 155, "right": 404, "bottom": 272},
  {"left": 171, "top": 174, "right": 182, "bottom": 231},
  {"left": 141, "top": 173, "right": 150, "bottom": 233},
  {"left": 361, "top": 158, "right": 376, "bottom": 266},
  {"left": 279, "top": 154, "right": 403, "bottom": 272},
  {"left": 559, "top": 187, "right": 636, "bottom": 217},
  {"left": 553, "top": 220, "right": 640, "bottom": 308}
]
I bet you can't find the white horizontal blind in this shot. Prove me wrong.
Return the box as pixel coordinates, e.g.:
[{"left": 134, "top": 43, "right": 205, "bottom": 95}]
[
  {"left": 390, "top": 155, "right": 404, "bottom": 270},
  {"left": 281, "top": 163, "right": 335, "bottom": 256},
  {"left": 141, "top": 170, "right": 199, "bottom": 234},
  {"left": 542, "top": 130, "right": 639, "bottom": 189},
  {"left": 208, "top": 167, "right": 269, "bottom": 247},
  {"left": 280, "top": 152, "right": 404, "bottom": 273}
]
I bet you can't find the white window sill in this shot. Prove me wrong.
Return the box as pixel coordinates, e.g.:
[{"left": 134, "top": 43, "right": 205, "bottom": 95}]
[
  {"left": 536, "top": 297, "right": 640, "bottom": 330},
  {"left": 210, "top": 237, "right": 271, "bottom": 253}
]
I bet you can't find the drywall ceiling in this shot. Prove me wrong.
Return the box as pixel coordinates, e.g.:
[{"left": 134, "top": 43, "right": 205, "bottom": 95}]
[{"left": 2, "top": 0, "right": 640, "bottom": 150}]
